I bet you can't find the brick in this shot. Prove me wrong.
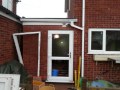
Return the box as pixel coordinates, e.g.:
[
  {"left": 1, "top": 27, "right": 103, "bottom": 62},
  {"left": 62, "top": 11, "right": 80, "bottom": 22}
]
[
  {"left": 0, "top": 16, "right": 22, "bottom": 64},
  {"left": 68, "top": 0, "right": 120, "bottom": 83},
  {"left": 22, "top": 25, "right": 81, "bottom": 80}
]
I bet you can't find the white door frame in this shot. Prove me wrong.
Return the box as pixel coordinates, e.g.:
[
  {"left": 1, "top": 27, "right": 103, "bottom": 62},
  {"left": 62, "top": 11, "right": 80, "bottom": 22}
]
[
  {"left": 47, "top": 30, "right": 74, "bottom": 83},
  {"left": 13, "top": 32, "right": 41, "bottom": 76}
]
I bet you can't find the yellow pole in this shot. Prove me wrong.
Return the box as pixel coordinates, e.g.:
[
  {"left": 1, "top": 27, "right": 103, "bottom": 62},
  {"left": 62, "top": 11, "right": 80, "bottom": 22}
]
[
  {"left": 77, "top": 71, "right": 80, "bottom": 88},
  {"left": 74, "top": 70, "right": 77, "bottom": 88},
  {"left": 77, "top": 56, "right": 81, "bottom": 90}
]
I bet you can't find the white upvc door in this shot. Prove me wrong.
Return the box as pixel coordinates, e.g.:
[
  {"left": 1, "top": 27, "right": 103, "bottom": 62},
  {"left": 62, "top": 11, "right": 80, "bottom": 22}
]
[{"left": 47, "top": 30, "right": 74, "bottom": 83}]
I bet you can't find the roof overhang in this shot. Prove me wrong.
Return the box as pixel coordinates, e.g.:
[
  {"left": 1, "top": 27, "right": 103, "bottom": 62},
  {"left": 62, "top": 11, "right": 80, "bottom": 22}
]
[
  {"left": 21, "top": 18, "right": 77, "bottom": 25},
  {"left": 0, "top": 5, "right": 21, "bottom": 23}
]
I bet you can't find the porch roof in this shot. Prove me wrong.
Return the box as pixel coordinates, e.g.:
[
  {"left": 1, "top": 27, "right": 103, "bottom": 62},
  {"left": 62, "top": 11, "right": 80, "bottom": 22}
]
[{"left": 20, "top": 18, "right": 77, "bottom": 25}]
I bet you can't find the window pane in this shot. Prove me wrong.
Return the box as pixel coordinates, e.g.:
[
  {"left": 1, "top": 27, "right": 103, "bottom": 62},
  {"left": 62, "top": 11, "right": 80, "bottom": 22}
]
[
  {"left": 2, "top": 0, "right": 8, "bottom": 8},
  {"left": 91, "top": 31, "right": 103, "bottom": 50},
  {"left": 52, "top": 34, "right": 69, "bottom": 57},
  {"left": 8, "top": 0, "right": 13, "bottom": 11},
  {"left": 2, "top": 0, "right": 13, "bottom": 11},
  {"left": 106, "top": 31, "right": 120, "bottom": 51}
]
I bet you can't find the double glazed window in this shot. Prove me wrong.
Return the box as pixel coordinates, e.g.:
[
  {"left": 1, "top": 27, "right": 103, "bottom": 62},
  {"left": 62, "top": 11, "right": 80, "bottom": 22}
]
[
  {"left": 88, "top": 29, "right": 120, "bottom": 54},
  {"left": 2, "top": 0, "right": 13, "bottom": 11}
]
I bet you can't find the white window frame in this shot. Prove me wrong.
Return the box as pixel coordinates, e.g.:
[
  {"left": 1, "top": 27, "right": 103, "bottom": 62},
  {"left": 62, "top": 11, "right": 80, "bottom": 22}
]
[
  {"left": 2, "top": 0, "right": 13, "bottom": 11},
  {"left": 88, "top": 28, "right": 120, "bottom": 54}
]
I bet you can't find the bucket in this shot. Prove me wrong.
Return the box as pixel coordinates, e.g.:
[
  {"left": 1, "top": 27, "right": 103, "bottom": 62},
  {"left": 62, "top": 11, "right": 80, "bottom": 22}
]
[{"left": 52, "top": 69, "right": 59, "bottom": 76}]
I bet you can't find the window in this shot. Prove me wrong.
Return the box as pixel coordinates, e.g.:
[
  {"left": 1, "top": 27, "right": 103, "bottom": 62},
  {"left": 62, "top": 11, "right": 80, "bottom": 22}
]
[
  {"left": 91, "top": 31, "right": 103, "bottom": 50},
  {"left": 106, "top": 31, "right": 120, "bottom": 51},
  {"left": 2, "top": 0, "right": 13, "bottom": 11},
  {"left": 88, "top": 29, "right": 120, "bottom": 54}
]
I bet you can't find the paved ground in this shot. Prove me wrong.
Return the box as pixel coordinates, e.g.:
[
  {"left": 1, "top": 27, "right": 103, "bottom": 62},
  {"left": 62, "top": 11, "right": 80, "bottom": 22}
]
[{"left": 46, "top": 82, "right": 74, "bottom": 90}]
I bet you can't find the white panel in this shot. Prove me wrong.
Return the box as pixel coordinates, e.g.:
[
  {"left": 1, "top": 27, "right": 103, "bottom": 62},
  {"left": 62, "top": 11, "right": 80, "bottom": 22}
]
[
  {"left": 94, "top": 54, "right": 120, "bottom": 61},
  {"left": 0, "top": 82, "right": 5, "bottom": 90},
  {"left": 0, "top": 77, "right": 12, "bottom": 90},
  {"left": 0, "top": 74, "right": 20, "bottom": 90}
]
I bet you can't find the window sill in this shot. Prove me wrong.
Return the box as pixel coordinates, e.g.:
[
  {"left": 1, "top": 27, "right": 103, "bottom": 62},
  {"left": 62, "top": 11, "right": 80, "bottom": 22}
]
[{"left": 88, "top": 52, "right": 120, "bottom": 55}]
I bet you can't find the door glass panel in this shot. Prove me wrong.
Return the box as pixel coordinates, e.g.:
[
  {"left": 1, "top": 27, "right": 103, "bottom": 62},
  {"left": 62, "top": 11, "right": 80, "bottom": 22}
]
[
  {"left": 52, "top": 60, "right": 69, "bottom": 77},
  {"left": 52, "top": 34, "right": 69, "bottom": 57}
]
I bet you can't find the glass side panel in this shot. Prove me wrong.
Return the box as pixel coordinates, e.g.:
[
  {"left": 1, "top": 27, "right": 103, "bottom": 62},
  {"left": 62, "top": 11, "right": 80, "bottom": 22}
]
[
  {"left": 91, "top": 31, "right": 103, "bottom": 50},
  {"left": 52, "top": 34, "right": 69, "bottom": 57},
  {"left": 52, "top": 60, "right": 69, "bottom": 77},
  {"left": 106, "top": 31, "right": 120, "bottom": 51}
]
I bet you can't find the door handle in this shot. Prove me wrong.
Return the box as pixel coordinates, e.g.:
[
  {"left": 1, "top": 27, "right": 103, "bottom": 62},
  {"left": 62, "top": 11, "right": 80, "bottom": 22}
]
[{"left": 69, "top": 52, "right": 71, "bottom": 58}]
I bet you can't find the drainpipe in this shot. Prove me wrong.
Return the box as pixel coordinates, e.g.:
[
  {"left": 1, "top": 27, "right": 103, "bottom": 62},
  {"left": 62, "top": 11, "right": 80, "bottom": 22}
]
[
  {"left": 70, "top": 0, "right": 85, "bottom": 77},
  {"left": 81, "top": 0, "right": 85, "bottom": 77}
]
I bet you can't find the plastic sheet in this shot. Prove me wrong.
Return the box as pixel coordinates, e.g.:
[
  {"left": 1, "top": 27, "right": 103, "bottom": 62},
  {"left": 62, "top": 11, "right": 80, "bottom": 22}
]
[{"left": 0, "top": 60, "right": 28, "bottom": 83}]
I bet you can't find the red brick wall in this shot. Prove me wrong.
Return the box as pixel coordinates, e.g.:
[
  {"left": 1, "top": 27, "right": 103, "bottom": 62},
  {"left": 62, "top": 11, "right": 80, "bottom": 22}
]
[
  {"left": 21, "top": 0, "right": 120, "bottom": 83},
  {"left": 0, "top": 16, "right": 22, "bottom": 64},
  {"left": 13, "top": 0, "right": 17, "bottom": 13},
  {"left": 68, "top": 0, "right": 82, "bottom": 27},
  {"left": 69, "top": 0, "right": 120, "bottom": 83},
  {"left": 85, "top": 0, "right": 120, "bottom": 83},
  {"left": 22, "top": 25, "right": 82, "bottom": 80}
]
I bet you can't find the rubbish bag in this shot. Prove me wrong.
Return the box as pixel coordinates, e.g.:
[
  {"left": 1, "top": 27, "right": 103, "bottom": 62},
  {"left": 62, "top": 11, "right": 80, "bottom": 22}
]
[
  {"left": 0, "top": 60, "right": 29, "bottom": 83},
  {"left": 87, "top": 80, "right": 119, "bottom": 88}
]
